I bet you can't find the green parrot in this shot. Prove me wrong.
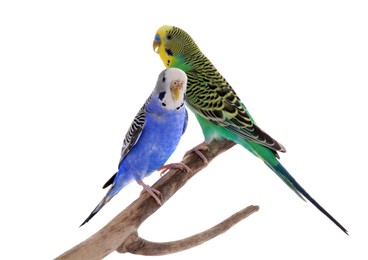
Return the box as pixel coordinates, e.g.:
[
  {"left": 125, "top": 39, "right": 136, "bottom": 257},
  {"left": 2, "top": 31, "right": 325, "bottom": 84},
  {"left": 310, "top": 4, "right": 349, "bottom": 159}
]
[{"left": 153, "top": 25, "right": 347, "bottom": 235}]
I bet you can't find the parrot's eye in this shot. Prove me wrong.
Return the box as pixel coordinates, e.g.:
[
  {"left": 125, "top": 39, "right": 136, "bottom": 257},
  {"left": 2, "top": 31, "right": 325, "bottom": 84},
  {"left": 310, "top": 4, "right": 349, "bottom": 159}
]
[{"left": 166, "top": 35, "right": 173, "bottom": 40}]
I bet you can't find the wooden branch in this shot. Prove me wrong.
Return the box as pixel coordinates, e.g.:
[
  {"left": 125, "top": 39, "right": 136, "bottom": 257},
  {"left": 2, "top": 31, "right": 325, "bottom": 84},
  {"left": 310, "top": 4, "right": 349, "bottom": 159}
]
[
  {"left": 55, "top": 139, "right": 259, "bottom": 260},
  {"left": 118, "top": 205, "right": 259, "bottom": 255}
]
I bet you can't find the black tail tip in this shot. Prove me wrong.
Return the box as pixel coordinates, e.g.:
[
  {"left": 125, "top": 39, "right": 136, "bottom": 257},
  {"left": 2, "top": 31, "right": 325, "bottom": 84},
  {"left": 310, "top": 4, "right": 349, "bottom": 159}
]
[
  {"left": 342, "top": 227, "right": 349, "bottom": 236},
  {"left": 79, "top": 212, "right": 96, "bottom": 227},
  {"left": 79, "top": 220, "right": 88, "bottom": 227}
]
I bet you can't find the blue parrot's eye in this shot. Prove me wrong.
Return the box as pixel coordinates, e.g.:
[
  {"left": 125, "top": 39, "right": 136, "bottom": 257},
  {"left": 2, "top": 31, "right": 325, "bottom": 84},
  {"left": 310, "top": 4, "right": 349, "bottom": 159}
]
[{"left": 166, "top": 35, "right": 172, "bottom": 40}]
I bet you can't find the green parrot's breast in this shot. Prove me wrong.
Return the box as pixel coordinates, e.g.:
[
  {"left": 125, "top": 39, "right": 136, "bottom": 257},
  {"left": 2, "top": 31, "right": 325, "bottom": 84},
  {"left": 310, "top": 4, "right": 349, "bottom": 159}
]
[{"left": 171, "top": 55, "right": 192, "bottom": 72}]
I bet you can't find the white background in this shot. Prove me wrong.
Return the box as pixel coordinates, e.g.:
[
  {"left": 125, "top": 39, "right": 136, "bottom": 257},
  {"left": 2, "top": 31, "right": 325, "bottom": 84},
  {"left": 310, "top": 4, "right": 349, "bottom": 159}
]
[{"left": 1, "top": 1, "right": 367, "bottom": 259}]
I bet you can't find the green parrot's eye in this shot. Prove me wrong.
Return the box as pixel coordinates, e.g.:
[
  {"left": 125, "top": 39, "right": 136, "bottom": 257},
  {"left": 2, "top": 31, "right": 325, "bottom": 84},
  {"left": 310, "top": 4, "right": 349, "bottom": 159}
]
[{"left": 166, "top": 35, "right": 172, "bottom": 40}]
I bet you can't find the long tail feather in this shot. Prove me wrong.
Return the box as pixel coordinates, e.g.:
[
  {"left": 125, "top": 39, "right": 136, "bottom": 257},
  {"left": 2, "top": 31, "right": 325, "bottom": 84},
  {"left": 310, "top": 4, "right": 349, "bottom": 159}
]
[
  {"left": 265, "top": 161, "right": 348, "bottom": 235},
  {"left": 80, "top": 195, "right": 111, "bottom": 227}
]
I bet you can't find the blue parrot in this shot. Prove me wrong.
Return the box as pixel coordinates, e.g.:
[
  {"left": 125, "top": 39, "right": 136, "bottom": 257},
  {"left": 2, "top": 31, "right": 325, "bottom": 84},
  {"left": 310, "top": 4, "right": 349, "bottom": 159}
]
[{"left": 81, "top": 68, "right": 189, "bottom": 226}]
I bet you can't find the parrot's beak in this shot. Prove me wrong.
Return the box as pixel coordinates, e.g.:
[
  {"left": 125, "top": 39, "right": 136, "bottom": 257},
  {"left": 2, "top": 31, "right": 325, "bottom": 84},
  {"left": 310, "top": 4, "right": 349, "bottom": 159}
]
[
  {"left": 153, "top": 34, "right": 161, "bottom": 53},
  {"left": 171, "top": 80, "right": 184, "bottom": 101}
]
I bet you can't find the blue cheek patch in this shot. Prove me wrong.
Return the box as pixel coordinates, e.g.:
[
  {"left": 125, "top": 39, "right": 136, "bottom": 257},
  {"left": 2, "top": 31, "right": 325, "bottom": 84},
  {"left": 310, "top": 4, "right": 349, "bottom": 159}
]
[
  {"left": 165, "top": 48, "right": 173, "bottom": 56},
  {"left": 158, "top": 91, "right": 166, "bottom": 101}
]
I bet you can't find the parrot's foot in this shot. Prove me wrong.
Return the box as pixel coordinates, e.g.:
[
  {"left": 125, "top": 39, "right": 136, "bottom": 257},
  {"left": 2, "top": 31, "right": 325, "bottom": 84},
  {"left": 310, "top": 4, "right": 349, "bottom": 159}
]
[
  {"left": 158, "top": 162, "right": 192, "bottom": 176},
  {"left": 138, "top": 181, "right": 161, "bottom": 205},
  {"left": 185, "top": 141, "right": 209, "bottom": 164}
]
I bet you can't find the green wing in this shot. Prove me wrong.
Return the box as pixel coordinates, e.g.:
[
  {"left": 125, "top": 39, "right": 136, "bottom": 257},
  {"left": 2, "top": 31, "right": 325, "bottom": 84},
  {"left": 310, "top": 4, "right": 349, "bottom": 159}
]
[{"left": 186, "top": 67, "right": 286, "bottom": 153}]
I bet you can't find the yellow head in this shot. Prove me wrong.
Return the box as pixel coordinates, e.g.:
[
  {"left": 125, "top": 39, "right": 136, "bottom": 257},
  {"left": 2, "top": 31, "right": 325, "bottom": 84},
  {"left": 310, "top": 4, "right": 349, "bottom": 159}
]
[
  {"left": 153, "top": 25, "right": 197, "bottom": 72},
  {"left": 153, "top": 25, "right": 173, "bottom": 68}
]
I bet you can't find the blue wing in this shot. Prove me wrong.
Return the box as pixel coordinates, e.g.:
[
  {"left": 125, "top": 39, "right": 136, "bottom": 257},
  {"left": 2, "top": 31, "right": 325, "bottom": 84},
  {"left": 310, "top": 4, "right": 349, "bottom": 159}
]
[{"left": 102, "top": 104, "right": 147, "bottom": 189}]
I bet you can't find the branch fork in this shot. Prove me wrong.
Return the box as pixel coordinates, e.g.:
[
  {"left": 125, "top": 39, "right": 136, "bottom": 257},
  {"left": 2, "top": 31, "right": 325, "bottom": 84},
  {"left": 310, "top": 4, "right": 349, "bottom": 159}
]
[{"left": 56, "top": 139, "right": 259, "bottom": 259}]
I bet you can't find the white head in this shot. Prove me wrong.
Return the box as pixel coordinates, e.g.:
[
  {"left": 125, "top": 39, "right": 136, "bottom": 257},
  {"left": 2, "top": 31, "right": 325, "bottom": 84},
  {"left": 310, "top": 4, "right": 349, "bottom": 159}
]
[{"left": 154, "top": 68, "right": 187, "bottom": 110}]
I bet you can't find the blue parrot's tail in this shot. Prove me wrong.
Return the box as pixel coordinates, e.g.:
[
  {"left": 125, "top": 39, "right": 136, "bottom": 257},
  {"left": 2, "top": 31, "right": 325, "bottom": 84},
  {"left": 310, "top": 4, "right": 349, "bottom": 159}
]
[
  {"left": 80, "top": 194, "right": 112, "bottom": 227},
  {"left": 264, "top": 159, "right": 348, "bottom": 235}
]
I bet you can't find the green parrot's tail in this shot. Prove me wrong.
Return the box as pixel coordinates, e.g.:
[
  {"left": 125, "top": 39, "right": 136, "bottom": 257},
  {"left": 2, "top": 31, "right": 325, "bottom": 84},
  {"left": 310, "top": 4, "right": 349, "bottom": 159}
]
[
  {"left": 264, "top": 158, "right": 348, "bottom": 235},
  {"left": 237, "top": 137, "right": 348, "bottom": 234}
]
